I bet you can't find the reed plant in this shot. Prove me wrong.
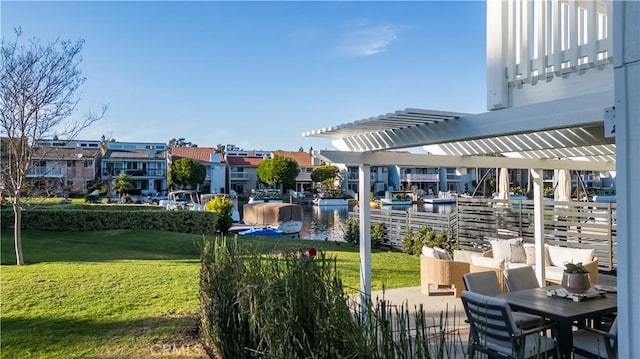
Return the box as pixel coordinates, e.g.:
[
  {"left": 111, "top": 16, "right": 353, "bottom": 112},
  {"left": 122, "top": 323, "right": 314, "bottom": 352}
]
[{"left": 199, "top": 236, "right": 465, "bottom": 358}]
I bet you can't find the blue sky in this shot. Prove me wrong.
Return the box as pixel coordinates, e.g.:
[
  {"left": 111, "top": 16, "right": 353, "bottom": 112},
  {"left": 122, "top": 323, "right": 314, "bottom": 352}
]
[{"left": 2, "top": 1, "right": 487, "bottom": 152}]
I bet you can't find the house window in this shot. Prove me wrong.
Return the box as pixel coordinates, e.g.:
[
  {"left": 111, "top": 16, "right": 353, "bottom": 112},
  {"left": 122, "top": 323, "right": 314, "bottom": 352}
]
[
  {"left": 127, "top": 162, "right": 138, "bottom": 170},
  {"left": 84, "top": 160, "right": 93, "bottom": 168},
  {"left": 33, "top": 160, "right": 46, "bottom": 167},
  {"left": 67, "top": 160, "right": 76, "bottom": 167}
]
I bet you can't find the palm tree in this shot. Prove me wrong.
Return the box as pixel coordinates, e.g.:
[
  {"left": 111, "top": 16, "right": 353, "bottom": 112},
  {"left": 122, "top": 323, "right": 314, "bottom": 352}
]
[{"left": 114, "top": 173, "right": 132, "bottom": 202}]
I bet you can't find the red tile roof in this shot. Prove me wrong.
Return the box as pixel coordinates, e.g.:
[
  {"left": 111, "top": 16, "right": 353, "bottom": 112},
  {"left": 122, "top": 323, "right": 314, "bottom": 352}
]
[
  {"left": 272, "top": 151, "right": 313, "bottom": 166},
  {"left": 171, "top": 147, "right": 220, "bottom": 163},
  {"left": 226, "top": 156, "right": 264, "bottom": 166}
]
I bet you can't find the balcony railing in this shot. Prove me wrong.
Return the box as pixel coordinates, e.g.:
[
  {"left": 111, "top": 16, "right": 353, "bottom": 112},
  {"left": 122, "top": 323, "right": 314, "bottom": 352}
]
[
  {"left": 230, "top": 172, "right": 249, "bottom": 180},
  {"left": 103, "top": 169, "right": 165, "bottom": 177},
  {"left": 296, "top": 173, "right": 312, "bottom": 181},
  {"left": 27, "top": 166, "right": 64, "bottom": 177},
  {"left": 401, "top": 173, "right": 439, "bottom": 182}
]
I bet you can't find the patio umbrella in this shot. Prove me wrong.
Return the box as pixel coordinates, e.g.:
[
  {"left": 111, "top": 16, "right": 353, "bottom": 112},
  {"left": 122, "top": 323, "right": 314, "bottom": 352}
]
[
  {"left": 497, "top": 168, "right": 510, "bottom": 201},
  {"left": 554, "top": 169, "right": 571, "bottom": 202}
]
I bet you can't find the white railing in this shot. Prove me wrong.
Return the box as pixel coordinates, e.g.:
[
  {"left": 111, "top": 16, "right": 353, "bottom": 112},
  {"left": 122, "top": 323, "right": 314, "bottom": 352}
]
[
  {"left": 230, "top": 172, "right": 249, "bottom": 180},
  {"left": 401, "top": 173, "right": 439, "bottom": 182},
  {"left": 487, "top": 0, "right": 612, "bottom": 109}
]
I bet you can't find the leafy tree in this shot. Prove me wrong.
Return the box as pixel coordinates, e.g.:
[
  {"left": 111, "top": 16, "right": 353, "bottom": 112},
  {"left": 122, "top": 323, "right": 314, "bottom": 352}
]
[
  {"left": 0, "top": 29, "right": 106, "bottom": 265},
  {"left": 168, "top": 138, "right": 197, "bottom": 150},
  {"left": 311, "top": 165, "right": 341, "bottom": 190},
  {"left": 113, "top": 173, "right": 132, "bottom": 201},
  {"left": 257, "top": 155, "right": 300, "bottom": 193},
  {"left": 204, "top": 196, "right": 233, "bottom": 234},
  {"left": 216, "top": 144, "right": 226, "bottom": 154},
  {"left": 170, "top": 158, "right": 206, "bottom": 189}
]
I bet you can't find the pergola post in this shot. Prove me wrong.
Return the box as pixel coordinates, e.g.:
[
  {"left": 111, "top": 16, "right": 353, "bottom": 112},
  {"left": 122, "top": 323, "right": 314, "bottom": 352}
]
[
  {"left": 358, "top": 164, "right": 371, "bottom": 313},
  {"left": 614, "top": 1, "right": 640, "bottom": 355},
  {"left": 530, "top": 168, "right": 546, "bottom": 285}
]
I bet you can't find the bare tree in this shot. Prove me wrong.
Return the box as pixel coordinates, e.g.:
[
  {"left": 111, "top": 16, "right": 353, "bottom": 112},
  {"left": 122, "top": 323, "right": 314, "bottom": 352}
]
[{"left": 0, "top": 29, "right": 106, "bottom": 265}]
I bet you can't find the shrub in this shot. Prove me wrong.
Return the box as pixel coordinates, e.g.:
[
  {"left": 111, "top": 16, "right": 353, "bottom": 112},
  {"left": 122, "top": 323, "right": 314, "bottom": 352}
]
[
  {"left": 371, "top": 222, "right": 385, "bottom": 247},
  {"left": 0, "top": 207, "right": 216, "bottom": 234},
  {"left": 199, "top": 237, "right": 466, "bottom": 358},
  {"left": 204, "top": 196, "right": 233, "bottom": 234},
  {"left": 199, "top": 238, "right": 359, "bottom": 358},
  {"left": 344, "top": 219, "right": 385, "bottom": 247},
  {"left": 402, "top": 227, "right": 415, "bottom": 254},
  {"left": 344, "top": 218, "right": 359, "bottom": 244}
]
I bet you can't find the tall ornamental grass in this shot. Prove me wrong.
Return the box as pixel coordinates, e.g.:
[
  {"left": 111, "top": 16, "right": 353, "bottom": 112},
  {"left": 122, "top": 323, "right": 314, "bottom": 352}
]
[{"left": 199, "top": 237, "right": 465, "bottom": 358}]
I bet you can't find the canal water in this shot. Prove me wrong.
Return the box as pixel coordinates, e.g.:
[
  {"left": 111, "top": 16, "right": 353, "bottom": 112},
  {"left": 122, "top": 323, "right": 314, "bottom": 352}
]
[{"left": 299, "top": 203, "right": 456, "bottom": 242}]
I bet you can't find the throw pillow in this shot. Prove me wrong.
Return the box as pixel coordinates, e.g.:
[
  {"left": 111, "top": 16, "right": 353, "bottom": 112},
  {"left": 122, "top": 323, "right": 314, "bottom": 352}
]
[
  {"left": 434, "top": 247, "right": 453, "bottom": 261},
  {"left": 510, "top": 244, "right": 527, "bottom": 263},
  {"left": 471, "top": 255, "right": 505, "bottom": 269},
  {"left": 488, "top": 237, "right": 523, "bottom": 261},
  {"left": 421, "top": 246, "right": 436, "bottom": 258},
  {"left": 523, "top": 244, "right": 536, "bottom": 265}
]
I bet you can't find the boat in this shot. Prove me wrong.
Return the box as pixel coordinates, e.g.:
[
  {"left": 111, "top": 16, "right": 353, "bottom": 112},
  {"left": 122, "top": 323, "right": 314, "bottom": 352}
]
[
  {"left": 380, "top": 191, "right": 414, "bottom": 205},
  {"left": 422, "top": 191, "right": 458, "bottom": 204},
  {"left": 159, "top": 190, "right": 204, "bottom": 211},
  {"left": 248, "top": 189, "right": 283, "bottom": 204},
  {"left": 312, "top": 190, "right": 350, "bottom": 206},
  {"left": 238, "top": 226, "right": 284, "bottom": 237},
  {"left": 313, "top": 197, "right": 349, "bottom": 206},
  {"left": 242, "top": 202, "right": 303, "bottom": 234}
]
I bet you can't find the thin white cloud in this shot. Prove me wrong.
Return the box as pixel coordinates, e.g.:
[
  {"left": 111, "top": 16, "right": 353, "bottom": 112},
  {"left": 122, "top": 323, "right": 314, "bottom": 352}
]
[{"left": 338, "top": 19, "right": 402, "bottom": 57}]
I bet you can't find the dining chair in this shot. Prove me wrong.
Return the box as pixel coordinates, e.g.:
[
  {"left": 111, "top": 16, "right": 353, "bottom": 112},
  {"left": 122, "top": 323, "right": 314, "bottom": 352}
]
[
  {"left": 463, "top": 271, "right": 547, "bottom": 330},
  {"left": 504, "top": 266, "right": 540, "bottom": 292},
  {"left": 572, "top": 317, "right": 618, "bottom": 359},
  {"left": 461, "top": 291, "right": 558, "bottom": 359}
]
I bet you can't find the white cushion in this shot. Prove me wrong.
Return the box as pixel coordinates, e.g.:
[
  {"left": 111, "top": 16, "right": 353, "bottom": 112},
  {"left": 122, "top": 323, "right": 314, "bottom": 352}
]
[
  {"left": 547, "top": 245, "right": 594, "bottom": 267},
  {"left": 434, "top": 247, "right": 453, "bottom": 261},
  {"left": 488, "top": 237, "right": 523, "bottom": 261},
  {"left": 453, "top": 249, "right": 475, "bottom": 263},
  {"left": 422, "top": 246, "right": 436, "bottom": 258},
  {"left": 471, "top": 255, "right": 504, "bottom": 269},
  {"left": 506, "top": 262, "right": 530, "bottom": 270},
  {"left": 545, "top": 266, "right": 565, "bottom": 282}
]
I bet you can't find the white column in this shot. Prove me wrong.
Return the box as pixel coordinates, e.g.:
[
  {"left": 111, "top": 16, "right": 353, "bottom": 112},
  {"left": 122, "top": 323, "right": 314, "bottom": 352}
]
[
  {"left": 614, "top": 2, "right": 640, "bottom": 356},
  {"left": 359, "top": 164, "right": 371, "bottom": 312},
  {"left": 530, "top": 168, "right": 546, "bottom": 285}
]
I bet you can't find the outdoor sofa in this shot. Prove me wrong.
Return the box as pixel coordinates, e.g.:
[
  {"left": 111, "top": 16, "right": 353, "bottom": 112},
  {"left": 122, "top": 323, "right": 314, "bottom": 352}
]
[{"left": 468, "top": 238, "right": 599, "bottom": 291}]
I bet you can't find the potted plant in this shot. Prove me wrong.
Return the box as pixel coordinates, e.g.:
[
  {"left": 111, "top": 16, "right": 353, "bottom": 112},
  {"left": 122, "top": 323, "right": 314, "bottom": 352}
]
[{"left": 561, "top": 262, "right": 592, "bottom": 293}]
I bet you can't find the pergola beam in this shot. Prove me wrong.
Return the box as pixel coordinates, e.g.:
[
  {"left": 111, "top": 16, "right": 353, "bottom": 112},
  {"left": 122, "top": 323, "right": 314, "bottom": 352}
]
[{"left": 315, "top": 150, "right": 616, "bottom": 171}]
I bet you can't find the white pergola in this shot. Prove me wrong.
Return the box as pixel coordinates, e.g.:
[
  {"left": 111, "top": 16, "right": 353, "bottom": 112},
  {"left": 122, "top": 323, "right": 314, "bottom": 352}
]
[{"left": 302, "top": 3, "right": 638, "bottom": 355}]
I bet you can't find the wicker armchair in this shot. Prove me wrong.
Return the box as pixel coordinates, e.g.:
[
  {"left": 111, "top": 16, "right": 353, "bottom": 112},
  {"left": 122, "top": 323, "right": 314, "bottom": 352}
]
[{"left": 420, "top": 255, "right": 469, "bottom": 298}]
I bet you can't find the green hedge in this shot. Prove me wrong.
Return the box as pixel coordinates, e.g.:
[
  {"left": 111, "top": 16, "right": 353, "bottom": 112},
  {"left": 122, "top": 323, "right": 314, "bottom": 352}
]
[{"left": 1, "top": 208, "right": 216, "bottom": 234}]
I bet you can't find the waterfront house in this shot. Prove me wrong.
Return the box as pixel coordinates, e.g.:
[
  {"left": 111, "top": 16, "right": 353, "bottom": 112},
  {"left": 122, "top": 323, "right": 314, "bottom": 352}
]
[
  {"left": 226, "top": 150, "right": 271, "bottom": 196},
  {"left": 271, "top": 150, "right": 320, "bottom": 194},
  {"left": 23, "top": 139, "right": 102, "bottom": 195},
  {"left": 101, "top": 142, "right": 167, "bottom": 194},
  {"left": 170, "top": 147, "right": 228, "bottom": 194}
]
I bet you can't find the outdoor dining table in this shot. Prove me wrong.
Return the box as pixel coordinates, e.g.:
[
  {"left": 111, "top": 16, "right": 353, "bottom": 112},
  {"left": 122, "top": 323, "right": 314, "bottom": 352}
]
[{"left": 497, "top": 285, "right": 617, "bottom": 358}]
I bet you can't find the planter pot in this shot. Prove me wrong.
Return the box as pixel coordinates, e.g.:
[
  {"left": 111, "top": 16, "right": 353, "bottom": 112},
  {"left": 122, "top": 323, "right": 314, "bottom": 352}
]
[{"left": 561, "top": 272, "right": 591, "bottom": 293}]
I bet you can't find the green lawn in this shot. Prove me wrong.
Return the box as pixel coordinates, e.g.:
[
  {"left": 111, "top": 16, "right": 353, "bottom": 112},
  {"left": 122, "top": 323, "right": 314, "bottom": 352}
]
[{"left": 1, "top": 230, "right": 419, "bottom": 358}]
